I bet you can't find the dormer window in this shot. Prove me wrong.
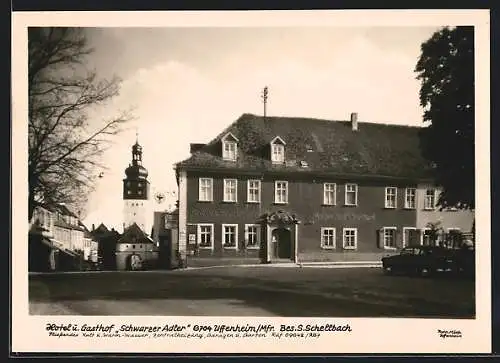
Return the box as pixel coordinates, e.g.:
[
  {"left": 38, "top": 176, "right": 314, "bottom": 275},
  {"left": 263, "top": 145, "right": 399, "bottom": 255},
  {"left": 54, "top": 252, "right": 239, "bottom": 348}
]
[
  {"left": 270, "top": 136, "right": 286, "bottom": 164},
  {"left": 223, "top": 141, "right": 237, "bottom": 160},
  {"left": 221, "top": 132, "right": 239, "bottom": 161}
]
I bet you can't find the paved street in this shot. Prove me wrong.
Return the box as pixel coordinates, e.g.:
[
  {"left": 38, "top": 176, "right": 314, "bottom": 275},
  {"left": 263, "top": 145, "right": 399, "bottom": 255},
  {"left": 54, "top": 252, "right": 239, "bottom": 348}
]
[{"left": 29, "top": 266, "right": 475, "bottom": 318}]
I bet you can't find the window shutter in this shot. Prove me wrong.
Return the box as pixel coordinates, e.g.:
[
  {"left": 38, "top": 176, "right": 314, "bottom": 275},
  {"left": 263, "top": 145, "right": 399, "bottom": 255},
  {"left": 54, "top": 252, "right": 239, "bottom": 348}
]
[
  {"left": 244, "top": 225, "right": 248, "bottom": 248},
  {"left": 395, "top": 229, "right": 402, "bottom": 249},
  {"left": 377, "top": 229, "right": 384, "bottom": 249}
]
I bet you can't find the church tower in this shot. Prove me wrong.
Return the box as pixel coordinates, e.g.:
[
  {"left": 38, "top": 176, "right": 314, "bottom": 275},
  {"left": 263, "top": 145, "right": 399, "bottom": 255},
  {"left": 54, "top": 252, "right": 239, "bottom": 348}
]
[{"left": 123, "top": 135, "right": 151, "bottom": 235}]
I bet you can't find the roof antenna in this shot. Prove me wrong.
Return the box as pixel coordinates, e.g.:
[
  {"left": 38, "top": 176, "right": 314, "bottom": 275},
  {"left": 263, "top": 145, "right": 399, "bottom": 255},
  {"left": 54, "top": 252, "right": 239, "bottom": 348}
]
[{"left": 261, "top": 86, "right": 269, "bottom": 118}]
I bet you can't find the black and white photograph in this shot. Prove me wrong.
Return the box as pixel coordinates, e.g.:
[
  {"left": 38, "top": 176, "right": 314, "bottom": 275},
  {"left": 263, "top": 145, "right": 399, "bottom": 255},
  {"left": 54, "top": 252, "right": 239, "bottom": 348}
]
[{"left": 12, "top": 10, "right": 491, "bottom": 354}]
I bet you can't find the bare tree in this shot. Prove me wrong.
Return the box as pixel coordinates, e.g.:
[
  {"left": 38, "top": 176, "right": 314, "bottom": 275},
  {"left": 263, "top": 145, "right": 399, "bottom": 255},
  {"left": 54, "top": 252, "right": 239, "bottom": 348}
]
[{"left": 28, "top": 27, "right": 133, "bottom": 220}]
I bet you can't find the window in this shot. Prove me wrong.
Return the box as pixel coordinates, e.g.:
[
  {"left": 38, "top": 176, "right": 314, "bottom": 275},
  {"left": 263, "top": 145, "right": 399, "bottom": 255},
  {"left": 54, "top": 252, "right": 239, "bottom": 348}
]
[
  {"left": 223, "top": 179, "right": 237, "bottom": 202},
  {"left": 343, "top": 228, "right": 357, "bottom": 250},
  {"left": 323, "top": 183, "right": 336, "bottom": 205},
  {"left": 446, "top": 228, "right": 462, "bottom": 248},
  {"left": 198, "top": 178, "right": 213, "bottom": 201},
  {"left": 422, "top": 229, "right": 432, "bottom": 246},
  {"left": 271, "top": 144, "right": 285, "bottom": 164},
  {"left": 138, "top": 182, "right": 143, "bottom": 187},
  {"left": 274, "top": 181, "right": 288, "bottom": 204},
  {"left": 405, "top": 188, "right": 416, "bottom": 209},
  {"left": 223, "top": 141, "right": 237, "bottom": 161},
  {"left": 403, "top": 227, "right": 418, "bottom": 248},
  {"left": 321, "top": 228, "right": 336, "bottom": 249},
  {"left": 424, "top": 189, "right": 436, "bottom": 209},
  {"left": 245, "top": 224, "right": 260, "bottom": 249},
  {"left": 247, "top": 179, "right": 261, "bottom": 203},
  {"left": 138, "top": 190, "right": 142, "bottom": 195},
  {"left": 222, "top": 224, "right": 238, "bottom": 249},
  {"left": 127, "top": 190, "right": 131, "bottom": 195},
  {"left": 197, "top": 224, "right": 214, "bottom": 249},
  {"left": 383, "top": 227, "right": 397, "bottom": 249},
  {"left": 385, "top": 187, "right": 397, "bottom": 208},
  {"left": 345, "top": 184, "right": 358, "bottom": 206}
]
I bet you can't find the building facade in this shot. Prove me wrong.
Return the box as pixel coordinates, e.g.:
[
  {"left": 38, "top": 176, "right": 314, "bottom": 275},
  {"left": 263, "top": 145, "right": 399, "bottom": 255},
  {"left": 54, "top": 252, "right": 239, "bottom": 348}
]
[
  {"left": 174, "top": 113, "right": 475, "bottom": 263},
  {"left": 115, "top": 223, "right": 159, "bottom": 270},
  {"left": 29, "top": 202, "right": 98, "bottom": 271},
  {"left": 123, "top": 137, "right": 152, "bottom": 235}
]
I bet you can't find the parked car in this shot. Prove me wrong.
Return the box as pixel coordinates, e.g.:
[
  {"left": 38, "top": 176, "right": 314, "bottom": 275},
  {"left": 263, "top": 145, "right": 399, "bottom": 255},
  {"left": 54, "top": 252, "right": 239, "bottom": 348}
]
[
  {"left": 381, "top": 246, "right": 456, "bottom": 277},
  {"left": 449, "top": 246, "right": 475, "bottom": 279}
]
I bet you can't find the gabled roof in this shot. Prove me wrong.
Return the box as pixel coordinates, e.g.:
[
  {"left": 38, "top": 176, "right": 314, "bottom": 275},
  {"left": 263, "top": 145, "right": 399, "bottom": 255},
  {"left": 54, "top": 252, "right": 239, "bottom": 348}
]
[
  {"left": 33, "top": 202, "right": 78, "bottom": 217},
  {"left": 117, "top": 223, "right": 154, "bottom": 244},
  {"left": 54, "top": 203, "right": 79, "bottom": 218},
  {"left": 270, "top": 136, "right": 286, "bottom": 145},
  {"left": 175, "top": 113, "right": 433, "bottom": 181},
  {"left": 221, "top": 132, "right": 239, "bottom": 142},
  {"left": 94, "top": 223, "right": 109, "bottom": 233}
]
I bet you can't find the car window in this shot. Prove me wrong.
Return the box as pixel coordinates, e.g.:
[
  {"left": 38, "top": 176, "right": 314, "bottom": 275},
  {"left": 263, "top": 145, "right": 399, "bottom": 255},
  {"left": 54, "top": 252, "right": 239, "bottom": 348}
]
[{"left": 400, "top": 248, "right": 413, "bottom": 255}]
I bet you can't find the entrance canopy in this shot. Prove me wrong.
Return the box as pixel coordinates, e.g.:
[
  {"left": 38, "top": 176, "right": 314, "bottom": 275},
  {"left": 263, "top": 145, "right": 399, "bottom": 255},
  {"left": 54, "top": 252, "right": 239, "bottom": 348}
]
[{"left": 257, "top": 210, "right": 300, "bottom": 226}]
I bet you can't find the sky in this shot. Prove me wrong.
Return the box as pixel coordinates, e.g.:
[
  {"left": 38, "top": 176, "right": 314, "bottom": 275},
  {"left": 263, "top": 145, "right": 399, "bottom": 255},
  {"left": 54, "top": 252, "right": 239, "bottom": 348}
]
[{"left": 80, "top": 26, "right": 441, "bottom": 231}]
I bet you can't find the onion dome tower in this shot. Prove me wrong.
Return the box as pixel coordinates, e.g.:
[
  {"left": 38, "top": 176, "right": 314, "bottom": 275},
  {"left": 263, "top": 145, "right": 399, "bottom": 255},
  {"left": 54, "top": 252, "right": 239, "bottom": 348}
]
[{"left": 123, "top": 134, "right": 151, "bottom": 234}]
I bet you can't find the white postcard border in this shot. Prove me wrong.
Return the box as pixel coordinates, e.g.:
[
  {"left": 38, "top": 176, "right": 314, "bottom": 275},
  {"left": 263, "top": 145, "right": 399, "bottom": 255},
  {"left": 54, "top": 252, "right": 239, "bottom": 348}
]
[{"left": 11, "top": 9, "right": 491, "bottom": 354}]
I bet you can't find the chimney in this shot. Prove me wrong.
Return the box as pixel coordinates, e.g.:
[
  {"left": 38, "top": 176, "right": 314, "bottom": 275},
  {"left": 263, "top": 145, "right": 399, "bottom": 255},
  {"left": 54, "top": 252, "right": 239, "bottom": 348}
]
[
  {"left": 190, "top": 143, "right": 206, "bottom": 154},
  {"left": 350, "top": 112, "right": 358, "bottom": 131},
  {"left": 92, "top": 223, "right": 95, "bottom": 231}
]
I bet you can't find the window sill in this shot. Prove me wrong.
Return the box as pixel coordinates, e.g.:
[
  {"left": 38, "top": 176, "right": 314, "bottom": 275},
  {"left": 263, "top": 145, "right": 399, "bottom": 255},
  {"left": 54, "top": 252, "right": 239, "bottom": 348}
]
[
  {"left": 384, "top": 246, "right": 397, "bottom": 251},
  {"left": 198, "top": 246, "right": 214, "bottom": 250},
  {"left": 343, "top": 204, "right": 357, "bottom": 207},
  {"left": 343, "top": 246, "right": 357, "bottom": 250},
  {"left": 403, "top": 207, "right": 416, "bottom": 210},
  {"left": 246, "top": 201, "right": 261, "bottom": 204},
  {"left": 273, "top": 202, "right": 288, "bottom": 205},
  {"left": 321, "top": 246, "right": 336, "bottom": 250},
  {"left": 221, "top": 201, "right": 237, "bottom": 204},
  {"left": 246, "top": 246, "right": 260, "bottom": 250},
  {"left": 197, "top": 200, "right": 214, "bottom": 203},
  {"left": 223, "top": 246, "right": 238, "bottom": 250},
  {"left": 321, "top": 204, "right": 336, "bottom": 207}
]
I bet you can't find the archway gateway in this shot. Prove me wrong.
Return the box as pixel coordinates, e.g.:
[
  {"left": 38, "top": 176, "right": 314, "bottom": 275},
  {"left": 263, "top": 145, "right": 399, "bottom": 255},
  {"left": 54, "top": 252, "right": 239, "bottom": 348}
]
[{"left": 257, "top": 210, "right": 300, "bottom": 264}]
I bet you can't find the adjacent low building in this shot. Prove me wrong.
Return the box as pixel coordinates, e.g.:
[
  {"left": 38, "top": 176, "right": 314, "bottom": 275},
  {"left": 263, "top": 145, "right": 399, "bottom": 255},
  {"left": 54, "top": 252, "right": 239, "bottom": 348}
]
[
  {"left": 152, "top": 209, "right": 181, "bottom": 269},
  {"left": 116, "top": 223, "right": 159, "bottom": 270},
  {"left": 174, "top": 113, "right": 475, "bottom": 264},
  {"left": 90, "top": 223, "right": 120, "bottom": 270}
]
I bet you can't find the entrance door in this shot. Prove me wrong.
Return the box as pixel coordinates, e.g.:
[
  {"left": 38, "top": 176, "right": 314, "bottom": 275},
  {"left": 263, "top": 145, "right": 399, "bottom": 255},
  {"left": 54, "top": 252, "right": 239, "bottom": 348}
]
[{"left": 271, "top": 228, "right": 292, "bottom": 260}]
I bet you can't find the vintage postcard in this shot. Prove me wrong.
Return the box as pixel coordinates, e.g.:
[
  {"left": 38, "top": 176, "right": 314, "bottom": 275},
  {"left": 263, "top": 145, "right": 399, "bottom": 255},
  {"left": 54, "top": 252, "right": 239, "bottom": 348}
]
[{"left": 11, "top": 9, "right": 491, "bottom": 354}]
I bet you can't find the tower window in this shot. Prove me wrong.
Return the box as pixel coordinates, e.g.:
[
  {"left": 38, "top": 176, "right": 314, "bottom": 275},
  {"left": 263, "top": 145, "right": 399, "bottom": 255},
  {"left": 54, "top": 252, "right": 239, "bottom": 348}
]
[
  {"left": 138, "top": 190, "right": 142, "bottom": 195},
  {"left": 127, "top": 190, "right": 131, "bottom": 195}
]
